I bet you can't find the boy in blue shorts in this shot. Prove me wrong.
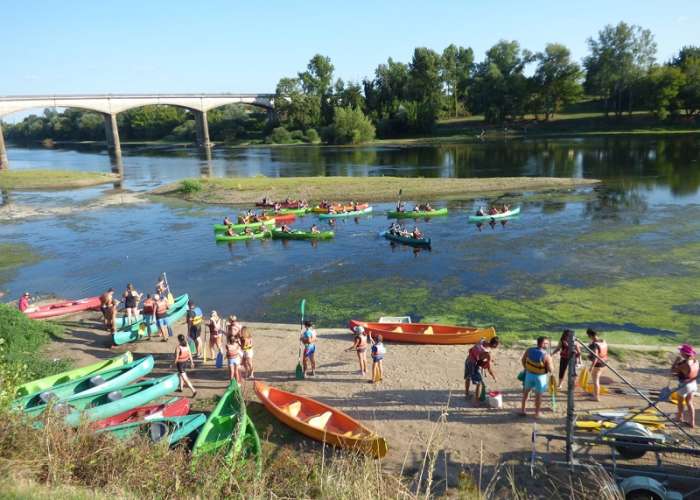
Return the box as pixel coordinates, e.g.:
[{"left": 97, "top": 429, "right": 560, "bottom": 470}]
[{"left": 520, "top": 336, "right": 554, "bottom": 418}]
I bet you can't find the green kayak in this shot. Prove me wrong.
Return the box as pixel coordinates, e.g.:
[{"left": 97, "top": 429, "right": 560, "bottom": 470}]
[
  {"left": 97, "top": 413, "right": 206, "bottom": 446},
  {"left": 387, "top": 207, "right": 448, "bottom": 219},
  {"left": 115, "top": 293, "right": 189, "bottom": 332},
  {"left": 25, "top": 374, "right": 179, "bottom": 427},
  {"left": 15, "top": 352, "right": 133, "bottom": 398},
  {"left": 468, "top": 207, "right": 521, "bottom": 222},
  {"left": 271, "top": 228, "right": 335, "bottom": 240},
  {"left": 15, "top": 355, "right": 154, "bottom": 411},
  {"left": 381, "top": 230, "right": 431, "bottom": 247},
  {"left": 113, "top": 295, "right": 190, "bottom": 345},
  {"left": 215, "top": 230, "right": 270, "bottom": 243},
  {"left": 263, "top": 207, "right": 308, "bottom": 216},
  {"left": 193, "top": 379, "right": 259, "bottom": 464},
  {"left": 318, "top": 206, "right": 373, "bottom": 219},
  {"left": 242, "top": 414, "right": 262, "bottom": 474},
  {"left": 213, "top": 219, "right": 275, "bottom": 233}
]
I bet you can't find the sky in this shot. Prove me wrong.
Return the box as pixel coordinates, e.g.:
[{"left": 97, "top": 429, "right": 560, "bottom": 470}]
[{"left": 2, "top": 0, "right": 699, "bottom": 99}]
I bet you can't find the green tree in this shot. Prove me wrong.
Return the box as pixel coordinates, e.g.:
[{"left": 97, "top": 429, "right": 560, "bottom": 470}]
[
  {"left": 645, "top": 66, "right": 685, "bottom": 120},
  {"left": 274, "top": 77, "right": 321, "bottom": 131},
  {"left": 671, "top": 46, "right": 700, "bottom": 118},
  {"left": 407, "top": 47, "right": 443, "bottom": 130},
  {"left": 326, "top": 106, "right": 375, "bottom": 144},
  {"left": 299, "top": 54, "right": 335, "bottom": 124},
  {"left": 441, "top": 44, "right": 474, "bottom": 117},
  {"left": 532, "top": 43, "right": 583, "bottom": 120}
]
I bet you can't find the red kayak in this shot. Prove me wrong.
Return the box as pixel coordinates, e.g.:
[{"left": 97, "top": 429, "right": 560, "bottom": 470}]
[
  {"left": 255, "top": 200, "right": 305, "bottom": 209},
  {"left": 25, "top": 296, "right": 101, "bottom": 320},
  {"left": 269, "top": 213, "right": 297, "bottom": 223},
  {"left": 91, "top": 398, "right": 190, "bottom": 430}
]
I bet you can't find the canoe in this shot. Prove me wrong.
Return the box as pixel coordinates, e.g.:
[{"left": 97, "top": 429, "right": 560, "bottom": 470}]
[
  {"left": 213, "top": 219, "right": 275, "bottom": 233},
  {"left": 241, "top": 414, "right": 262, "bottom": 473},
  {"left": 25, "top": 296, "right": 101, "bottom": 320},
  {"left": 15, "top": 355, "right": 154, "bottom": 410},
  {"left": 318, "top": 207, "right": 373, "bottom": 219},
  {"left": 311, "top": 203, "right": 369, "bottom": 213},
  {"left": 15, "top": 352, "right": 133, "bottom": 398},
  {"left": 215, "top": 230, "right": 270, "bottom": 242},
  {"left": 387, "top": 207, "right": 448, "bottom": 219},
  {"left": 264, "top": 213, "right": 297, "bottom": 223},
  {"left": 92, "top": 397, "right": 190, "bottom": 429},
  {"left": 114, "top": 293, "right": 189, "bottom": 331},
  {"left": 255, "top": 201, "right": 305, "bottom": 209},
  {"left": 381, "top": 231, "right": 431, "bottom": 247},
  {"left": 348, "top": 320, "right": 496, "bottom": 345},
  {"left": 113, "top": 294, "right": 190, "bottom": 345},
  {"left": 468, "top": 207, "right": 521, "bottom": 222},
  {"left": 268, "top": 207, "right": 308, "bottom": 216},
  {"left": 193, "top": 379, "right": 260, "bottom": 465},
  {"left": 255, "top": 381, "right": 387, "bottom": 458},
  {"left": 271, "top": 228, "right": 335, "bottom": 240},
  {"left": 97, "top": 413, "right": 206, "bottom": 446},
  {"left": 24, "top": 373, "right": 179, "bottom": 427}
]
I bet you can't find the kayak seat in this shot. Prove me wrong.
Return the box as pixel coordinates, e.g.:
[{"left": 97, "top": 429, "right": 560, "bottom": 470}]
[
  {"left": 307, "top": 411, "right": 332, "bottom": 430},
  {"left": 423, "top": 327, "right": 434, "bottom": 335},
  {"left": 39, "top": 391, "right": 58, "bottom": 404},
  {"left": 107, "top": 391, "right": 123, "bottom": 402},
  {"left": 281, "top": 401, "right": 302, "bottom": 419},
  {"left": 392, "top": 327, "right": 404, "bottom": 333},
  {"left": 89, "top": 375, "right": 106, "bottom": 387},
  {"left": 342, "top": 431, "right": 364, "bottom": 439},
  {"left": 149, "top": 422, "right": 169, "bottom": 443}
]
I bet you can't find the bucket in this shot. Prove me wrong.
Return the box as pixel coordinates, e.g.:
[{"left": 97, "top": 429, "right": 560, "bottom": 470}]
[{"left": 487, "top": 391, "right": 503, "bottom": 409}]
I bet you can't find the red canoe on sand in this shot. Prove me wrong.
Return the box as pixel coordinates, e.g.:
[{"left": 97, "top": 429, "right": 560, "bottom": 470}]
[
  {"left": 92, "top": 398, "right": 190, "bottom": 430},
  {"left": 348, "top": 320, "right": 496, "bottom": 345},
  {"left": 25, "top": 296, "right": 101, "bottom": 320}
]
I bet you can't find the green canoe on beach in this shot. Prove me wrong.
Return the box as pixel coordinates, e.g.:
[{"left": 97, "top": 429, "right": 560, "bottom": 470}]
[
  {"left": 386, "top": 207, "right": 448, "bottom": 218},
  {"left": 97, "top": 413, "right": 206, "bottom": 446},
  {"left": 271, "top": 228, "right": 335, "bottom": 240}
]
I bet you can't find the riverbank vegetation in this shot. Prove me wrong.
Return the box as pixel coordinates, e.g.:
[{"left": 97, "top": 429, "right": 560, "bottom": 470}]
[
  {"left": 0, "top": 169, "right": 117, "bottom": 190},
  {"left": 155, "top": 176, "right": 599, "bottom": 204}
]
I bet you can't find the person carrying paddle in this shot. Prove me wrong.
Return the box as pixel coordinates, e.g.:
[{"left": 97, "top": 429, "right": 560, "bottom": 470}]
[
  {"left": 520, "top": 337, "right": 554, "bottom": 418},
  {"left": 464, "top": 337, "right": 499, "bottom": 401},
  {"left": 586, "top": 328, "right": 608, "bottom": 402},
  {"left": 300, "top": 320, "right": 317, "bottom": 377},
  {"left": 672, "top": 344, "right": 698, "bottom": 428},
  {"left": 173, "top": 334, "right": 196, "bottom": 397},
  {"left": 154, "top": 293, "right": 169, "bottom": 341},
  {"left": 225, "top": 333, "right": 243, "bottom": 383},
  {"left": 310, "top": 224, "right": 320, "bottom": 234},
  {"left": 552, "top": 329, "right": 581, "bottom": 390},
  {"left": 370, "top": 335, "right": 386, "bottom": 383},
  {"left": 347, "top": 325, "right": 370, "bottom": 376},
  {"left": 223, "top": 216, "right": 232, "bottom": 226},
  {"left": 241, "top": 326, "right": 255, "bottom": 379}
]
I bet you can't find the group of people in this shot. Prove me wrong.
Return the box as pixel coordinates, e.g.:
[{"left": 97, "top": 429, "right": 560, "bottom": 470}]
[
  {"left": 394, "top": 201, "right": 435, "bottom": 213},
  {"left": 464, "top": 328, "right": 698, "bottom": 425},
  {"left": 387, "top": 222, "right": 423, "bottom": 239},
  {"left": 98, "top": 280, "right": 173, "bottom": 338},
  {"left": 474, "top": 204, "right": 512, "bottom": 217},
  {"left": 258, "top": 198, "right": 308, "bottom": 210},
  {"left": 326, "top": 201, "right": 363, "bottom": 214},
  {"left": 346, "top": 325, "right": 386, "bottom": 383}
]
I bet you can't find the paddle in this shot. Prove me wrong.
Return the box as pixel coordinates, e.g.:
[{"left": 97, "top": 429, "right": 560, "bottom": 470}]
[
  {"left": 162, "top": 272, "right": 174, "bottom": 306},
  {"left": 296, "top": 299, "right": 306, "bottom": 379},
  {"left": 548, "top": 337, "right": 557, "bottom": 410}
]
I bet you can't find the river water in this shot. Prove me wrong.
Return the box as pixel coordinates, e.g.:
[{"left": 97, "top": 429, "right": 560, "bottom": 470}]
[{"left": 3, "top": 136, "right": 700, "bottom": 343}]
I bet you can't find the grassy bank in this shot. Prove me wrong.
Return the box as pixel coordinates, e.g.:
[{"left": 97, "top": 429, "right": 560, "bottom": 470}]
[
  {"left": 0, "top": 169, "right": 118, "bottom": 190},
  {"left": 154, "top": 176, "right": 600, "bottom": 205}
]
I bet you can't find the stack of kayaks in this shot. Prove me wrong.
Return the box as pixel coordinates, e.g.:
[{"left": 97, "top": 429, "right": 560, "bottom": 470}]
[
  {"left": 93, "top": 398, "right": 191, "bottom": 429},
  {"left": 25, "top": 296, "right": 102, "bottom": 320},
  {"left": 113, "top": 294, "right": 190, "bottom": 345},
  {"left": 193, "top": 380, "right": 262, "bottom": 470},
  {"left": 271, "top": 228, "right": 335, "bottom": 240},
  {"left": 318, "top": 206, "right": 373, "bottom": 219},
  {"left": 215, "top": 230, "right": 270, "bottom": 243},
  {"left": 386, "top": 207, "right": 448, "bottom": 219},
  {"left": 213, "top": 219, "right": 275, "bottom": 233},
  {"left": 468, "top": 207, "right": 520, "bottom": 222},
  {"left": 381, "top": 231, "right": 431, "bottom": 248}
]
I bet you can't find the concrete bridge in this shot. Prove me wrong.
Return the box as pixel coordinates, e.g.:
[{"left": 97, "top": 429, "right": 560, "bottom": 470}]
[{"left": 0, "top": 93, "right": 275, "bottom": 169}]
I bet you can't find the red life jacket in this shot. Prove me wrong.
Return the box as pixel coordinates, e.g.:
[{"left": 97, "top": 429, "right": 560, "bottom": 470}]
[
  {"left": 593, "top": 340, "right": 608, "bottom": 362},
  {"left": 142, "top": 298, "right": 155, "bottom": 314},
  {"left": 176, "top": 346, "right": 190, "bottom": 362}
]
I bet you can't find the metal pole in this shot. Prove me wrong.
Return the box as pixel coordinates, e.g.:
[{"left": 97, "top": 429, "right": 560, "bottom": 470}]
[{"left": 565, "top": 330, "right": 576, "bottom": 465}]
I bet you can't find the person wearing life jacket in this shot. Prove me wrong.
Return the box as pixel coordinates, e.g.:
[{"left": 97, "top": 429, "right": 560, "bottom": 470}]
[
  {"left": 186, "top": 301, "right": 204, "bottom": 358},
  {"left": 347, "top": 325, "right": 371, "bottom": 376},
  {"left": 172, "top": 334, "right": 196, "bottom": 397},
  {"left": 154, "top": 293, "right": 169, "bottom": 341},
  {"left": 520, "top": 336, "right": 554, "bottom": 418},
  {"left": 552, "top": 329, "right": 581, "bottom": 390},
  {"left": 141, "top": 294, "right": 156, "bottom": 339},
  {"left": 672, "top": 344, "right": 698, "bottom": 428},
  {"left": 586, "top": 328, "right": 608, "bottom": 402},
  {"left": 464, "top": 337, "right": 500, "bottom": 401}
]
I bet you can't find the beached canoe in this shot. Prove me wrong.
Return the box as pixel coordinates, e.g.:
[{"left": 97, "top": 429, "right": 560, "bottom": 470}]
[
  {"left": 16, "top": 355, "right": 154, "bottom": 410},
  {"left": 381, "top": 231, "right": 431, "bottom": 247},
  {"left": 468, "top": 207, "right": 521, "bottom": 222},
  {"left": 213, "top": 219, "right": 275, "bottom": 233},
  {"left": 114, "top": 293, "right": 189, "bottom": 331},
  {"left": 15, "top": 352, "right": 133, "bottom": 398},
  {"left": 387, "top": 207, "right": 448, "bottom": 219},
  {"left": 215, "top": 230, "right": 270, "bottom": 242},
  {"left": 318, "top": 206, "right": 373, "bottom": 219},
  {"left": 271, "top": 228, "right": 335, "bottom": 240},
  {"left": 92, "top": 397, "right": 190, "bottom": 429},
  {"left": 254, "top": 381, "right": 387, "bottom": 458},
  {"left": 193, "top": 379, "right": 261, "bottom": 465},
  {"left": 24, "top": 374, "right": 179, "bottom": 427},
  {"left": 113, "top": 295, "right": 189, "bottom": 345},
  {"left": 348, "top": 320, "right": 496, "bottom": 345},
  {"left": 97, "top": 413, "right": 206, "bottom": 446},
  {"left": 25, "top": 296, "right": 101, "bottom": 320}
]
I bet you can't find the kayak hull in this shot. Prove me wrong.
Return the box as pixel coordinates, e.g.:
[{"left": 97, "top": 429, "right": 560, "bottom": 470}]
[
  {"left": 468, "top": 207, "right": 521, "bottom": 222},
  {"left": 113, "top": 294, "right": 190, "bottom": 345},
  {"left": 115, "top": 293, "right": 189, "bottom": 332},
  {"left": 213, "top": 219, "right": 275, "bottom": 233},
  {"left": 318, "top": 207, "right": 373, "bottom": 219},
  {"left": 255, "top": 381, "right": 387, "bottom": 458},
  {"left": 381, "top": 231, "right": 431, "bottom": 247},
  {"left": 349, "top": 320, "right": 496, "bottom": 345},
  {"left": 92, "top": 397, "right": 191, "bottom": 429},
  {"left": 215, "top": 231, "right": 270, "bottom": 242},
  {"left": 25, "top": 296, "right": 101, "bottom": 320},
  {"left": 98, "top": 413, "right": 206, "bottom": 446},
  {"left": 271, "top": 229, "right": 335, "bottom": 240},
  {"left": 387, "top": 208, "right": 448, "bottom": 219}
]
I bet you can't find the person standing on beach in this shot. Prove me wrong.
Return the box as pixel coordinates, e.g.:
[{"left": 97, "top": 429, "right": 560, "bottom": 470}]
[
  {"left": 99, "top": 288, "right": 115, "bottom": 331},
  {"left": 464, "top": 337, "right": 499, "bottom": 401},
  {"left": 154, "top": 293, "right": 169, "bottom": 341},
  {"left": 300, "top": 320, "right": 317, "bottom": 377},
  {"left": 586, "top": 328, "right": 608, "bottom": 402},
  {"left": 225, "top": 333, "right": 242, "bottom": 383},
  {"left": 672, "top": 344, "right": 698, "bottom": 428},
  {"left": 370, "top": 335, "right": 386, "bottom": 383},
  {"left": 122, "top": 283, "right": 141, "bottom": 326},
  {"left": 346, "top": 325, "right": 370, "bottom": 376},
  {"left": 186, "top": 301, "right": 203, "bottom": 358},
  {"left": 207, "top": 311, "right": 223, "bottom": 359},
  {"left": 552, "top": 329, "right": 580, "bottom": 390},
  {"left": 173, "top": 334, "right": 196, "bottom": 397},
  {"left": 520, "top": 336, "right": 553, "bottom": 418},
  {"left": 240, "top": 326, "right": 255, "bottom": 379}
]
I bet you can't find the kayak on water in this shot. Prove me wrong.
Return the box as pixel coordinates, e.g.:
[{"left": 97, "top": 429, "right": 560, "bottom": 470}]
[
  {"left": 468, "top": 207, "right": 521, "bottom": 222},
  {"left": 271, "top": 228, "right": 335, "bottom": 240},
  {"left": 215, "top": 230, "right": 271, "bottom": 242},
  {"left": 381, "top": 231, "right": 431, "bottom": 247},
  {"left": 266, "top": 207, "right": 308, "bottom": 216},
  {"left": 115, "top": 294, "right": 189, "bottom": 333},
  {"left": 113, "top": 295, "right": 190, "bottom": 345},
  {"left": 213, "top": 219, "right": 275, "bottom": 233},
  {"left": 310, "top": 203, "right": 369, "bottom": 214},
  {"left": 255, "top": 200, "right": 306, "bottom": 209},
  {"left": 92, "top": 397, "right": 190, "bottom": 429},
  {"left": 387, "top": 207, "right": 448, "bottom": 219},
  {"left": 97, "top": 413, "right": 207, "bottom": 446},
  {"left": 25, "top": 296, "right": 101, "bottom": 320},
  {"left": 318, "top": 207, "right": 373, "bottom": 219}
]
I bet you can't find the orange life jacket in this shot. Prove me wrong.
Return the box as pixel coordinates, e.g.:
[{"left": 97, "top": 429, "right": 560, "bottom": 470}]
[
  {"left": 155, "top": 299, "right": 168, "bottom": 316},
  {"left": 177, "top": 345, "right": 190, "bottom": 362},
  {"left": 591, "top": 340, "right": 608, "bottom": 363},
  {"left": 682, "top": 359, "right": 699, "bottom": 383},
  {"left": 142, "top": 298, "right": 155, "bottom": 314}
]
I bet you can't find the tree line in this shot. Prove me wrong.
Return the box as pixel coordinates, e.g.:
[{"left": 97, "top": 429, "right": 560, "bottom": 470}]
[{"left": 4, "top": 21, "right": 699, "bottom": 146}]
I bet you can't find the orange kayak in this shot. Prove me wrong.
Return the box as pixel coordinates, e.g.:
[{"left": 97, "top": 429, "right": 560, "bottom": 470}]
[
  {"left": 311, "top": 203, "right": 369, "bottom": 214},
  {"left": 254, "top": 381, "right": 387, "bottom": 458},
  {"left": 348, "top": 320, "right": 496, "bottom": 345}
]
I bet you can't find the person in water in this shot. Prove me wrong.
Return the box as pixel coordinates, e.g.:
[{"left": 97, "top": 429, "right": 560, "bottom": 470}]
[
  {"left": 173, "top": 334, "right": 196, "bottom": 397},
  {"left": 240, "top": 326, "right": 255, "bottom": 379},
  {"left": 310, "top": 224, "right": 320, "bottom": 234},
  {"left": 300, "top": 320, "right": 317, "bottom": 377},
  {"left": 122, "top": 283, "right": 141, "bottom": 326},
  {"left": 552, "top": 329, "right": 581, "bottom": 389},
  {"left": 186, "top": 301, "right": 204, "bottom": 358},
  {"left": 520, "top": 336, "right": 554, "bottom": 418},
  {"left": 370, "top": 335, "right": 386, "bottom": 383},
  {"left": 154, "top": 293, "right": 170, "bottom": 341},
  {"left": 464, "top": 337, "right": 499, "bottom": 401},
  {"left": 586, "top": 328, "right": 608, "bottom": 402},
  {"left": 225, "top": 333, "right": 242, "bottom": 383},
  {"left": 672, "top": 344, "right": 698, "bottom": 428},
  {"left": 207, "top": 310, "right": 223, "bottom": 359},
  {"left": 141, "top": 294, "right": 156, "bottom": 339},
  {"left": 346, "top": 325, "right": 371, "bottom": 376},
  {"left": 18, "top": 291, "right": 31, "bottom": 312}
]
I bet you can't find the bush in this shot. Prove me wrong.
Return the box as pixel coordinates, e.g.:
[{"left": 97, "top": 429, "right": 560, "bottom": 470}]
[
  {"left": 326, "top": 107, "right": 376, "bottom": 144},
  {"left": 290, "top": 129, "right": 305, "bottom": 141},
  {"left": 267, "top": 127, "right": 293, "bottom": 144},
  {"left": 179, "top": 179, "right": 203, "bottom": 194},
  {"left": 304, "top": 128, "right": 321, "bottom": 143}
]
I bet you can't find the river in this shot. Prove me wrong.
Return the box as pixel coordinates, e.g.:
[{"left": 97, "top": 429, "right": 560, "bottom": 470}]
[{"left": 2, "top": 136, "right": 700, "bottom": 345}]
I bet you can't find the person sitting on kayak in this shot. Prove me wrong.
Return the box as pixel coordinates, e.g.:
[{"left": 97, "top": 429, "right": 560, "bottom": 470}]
[
  {"left": 476, "top": 206, "right": 485, "bottom": 216},
  {"left": 244, "top": 227, "right": 253, "bottom": 236},
  {"left": 488, "top": 207, "right": 499, "bottom": 215},
  {"left": 280, "top": 224, "right": 291, "bottom": 233},
  {"left": 226, "top": 226, "right": 236, "bottom": 237},
  {"left": 223, "top": 216, "right": 232, "bottom": 226},
  {"left": 310, "top": 224, "right": 320, "bottom": 234},
  {"left": 421, "top": 202, "right": 433, "bottom": 211},
  {"left": 412, "top": 226, "right": 423, "bottom": 239},
  {"left": 18, "top": 291, "right": 31, "bottom": 312},
  {"left": 396, "top": 201, "right": 405, "bottom": 212},
  {"left": 274, "top": 202, "right": 282, "bottom": 211}
]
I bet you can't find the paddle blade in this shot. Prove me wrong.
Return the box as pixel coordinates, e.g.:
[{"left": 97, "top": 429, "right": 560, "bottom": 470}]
[
  {"left": 295, "top": 361, "right": 304, "bottom": 379},
  {"left": 300, "top": 299, "right": 306, "bottom": 322},
  {"left": 188, "top": 338, "right": 196, "bottom": 354},
  {"left": 215, "top": 352, "right": 223, "bottom": 369},
  {"left": 479, "top": 382, "right": 487, "bottom": 402}
]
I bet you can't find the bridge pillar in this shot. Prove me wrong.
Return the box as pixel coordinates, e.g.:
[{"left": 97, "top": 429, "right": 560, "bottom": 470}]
[
  {"left": 193, "top": 110, "right": 212, "bottom": 149},
  {"left": 103, "top": 113, "right": 122, "bottom": 157},
  {"left": 0, "top": 121, "right": 9, "bottom": 170}
]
